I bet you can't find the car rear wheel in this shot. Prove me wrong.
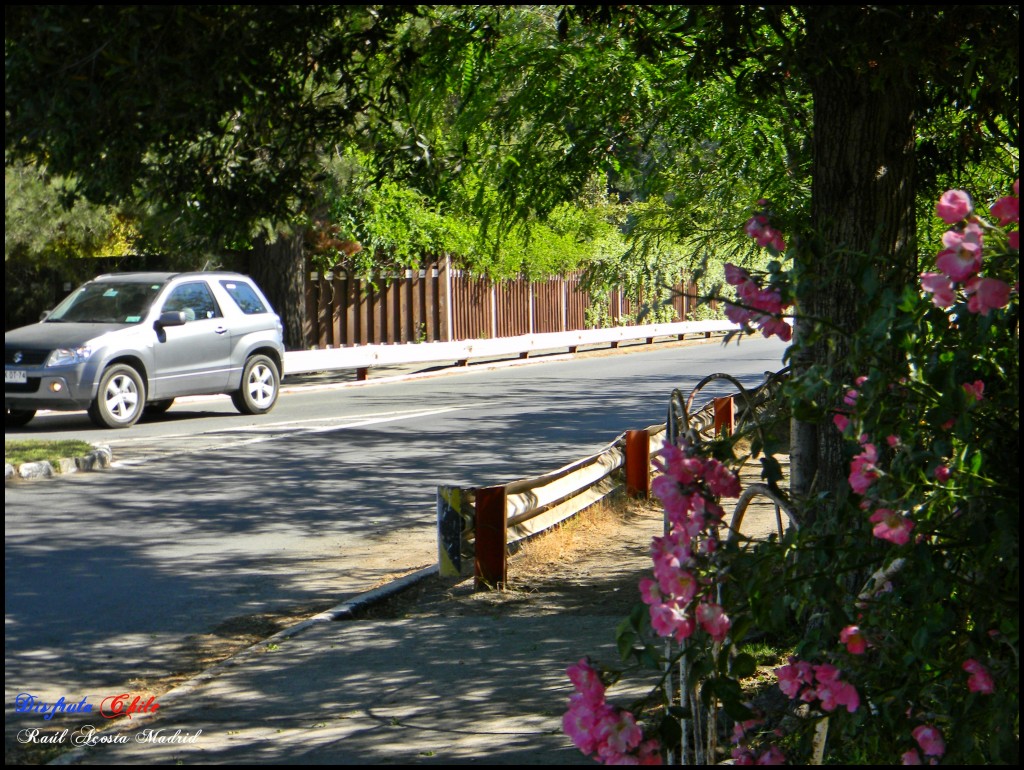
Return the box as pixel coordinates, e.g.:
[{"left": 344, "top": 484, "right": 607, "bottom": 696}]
[
  {"left": 231, "top": 355, "right": 279, "bottom": 415},
  {"left": 5, "top": 407, "right": 36, "bottom": 428},
  {"left": 88, "top": 364, "right": 146, "bottom": 428}
]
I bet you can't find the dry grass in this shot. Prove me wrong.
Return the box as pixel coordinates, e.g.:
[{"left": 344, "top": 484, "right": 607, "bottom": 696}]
[{"left": 511, "top": 498, "right": 645, "bottom": 575}]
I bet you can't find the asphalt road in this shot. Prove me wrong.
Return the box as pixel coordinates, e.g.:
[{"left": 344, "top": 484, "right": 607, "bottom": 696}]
[{"left": 4, "top": 336, "right": 786, "bottom": 709}]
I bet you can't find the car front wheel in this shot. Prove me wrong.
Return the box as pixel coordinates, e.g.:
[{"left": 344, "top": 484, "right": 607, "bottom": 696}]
[
  {"left": 5, "top": 407, "right": 36, "bottom": 429},
  {"left": 231, "top": 355, "right": 279, "bottom": 415},
  {"left": 88, "top": 364, "right": 146, "bottom": 428}
]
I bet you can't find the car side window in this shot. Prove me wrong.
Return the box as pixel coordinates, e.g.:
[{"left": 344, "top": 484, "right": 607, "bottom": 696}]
[
  {"left": 219, "top": 280, "right": 268, "bottom": 315},
  {"left": 162, "top": 282, "right": 221, "bottom": 322}
]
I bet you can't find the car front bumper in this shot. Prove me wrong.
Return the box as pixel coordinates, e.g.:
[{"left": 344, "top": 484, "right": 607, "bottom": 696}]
[{"left": 5, "top": 363, "right": 98, "bottom": 412}]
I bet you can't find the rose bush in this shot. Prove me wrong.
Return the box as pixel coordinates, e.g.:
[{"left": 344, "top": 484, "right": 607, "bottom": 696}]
[{"left": 563, "top": 183, "right": 1018, "bottom": 764}]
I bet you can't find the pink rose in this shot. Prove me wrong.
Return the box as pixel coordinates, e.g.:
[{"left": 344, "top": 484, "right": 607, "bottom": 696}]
[
  {"left": 840, "top": 625, "right": 868, "bottom": 654},
  {"left": 696, "top": 602, "right": 731, "bottom": 641},
  {"left": 759, "top": 317, "right": 792, "bottom": 342},
  {"left": 567, "top": 658, "right": 606, "bottom": 703},
  {"left": 658, "top": 569, "right": 698, "bottom": 604},
  {"left": 962, "top": 380, "right": 985, "bottom": 401},
  {"left": 649, "top": 601, "right": 696, "bottom": 643},
  {"left": 869, "top": 509, "right": 915, "bottom": 545},
  {"left": 725, "top": 302, "right": 754, "bottom": 326},
  {"left": 990, "top": 194, "right": 1019, "bottom": 225},
  {"left": 963, "top": 658, "right": 995, "bottom": 694},
  {"left": 724, "top": 263, "right": 752, "bottom": 286},
  {"left": 912, "top": 725, "right": 945, "bottom": 758},
  {"left": 704, "top": 459, "right": 741, "bottom": 498},
  {"left": 902, "top": 749, "right": 923, "bottom": 765},
  {"left": 920, "top": 272, "right": 956, "bottom": 307},
  {"left": 936, "top": 189, "right": 972, "bottom": 223},
  {"left": 965, "top": 277, "right": 1011, "bottom": 315},
  {"left": 848, "top": 444, "right": 879, "bottom": 495}
]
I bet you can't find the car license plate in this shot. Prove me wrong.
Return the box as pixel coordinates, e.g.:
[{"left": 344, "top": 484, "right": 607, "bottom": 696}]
[{"left": 5, "top": 369, "right": 28, "bottom": 384}]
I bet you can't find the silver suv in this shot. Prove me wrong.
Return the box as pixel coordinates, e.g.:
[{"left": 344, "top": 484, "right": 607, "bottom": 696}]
[{"left": 5, "top": 272, "right": 285, "bottom": 429}]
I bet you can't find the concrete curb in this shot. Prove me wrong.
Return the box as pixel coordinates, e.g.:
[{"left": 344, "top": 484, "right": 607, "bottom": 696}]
[{"left": 5, "top": 445, "right": 112, "bottom": 482}]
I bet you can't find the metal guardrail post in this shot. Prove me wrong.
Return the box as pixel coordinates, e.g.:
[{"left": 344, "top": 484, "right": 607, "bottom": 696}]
[
  {"left": 625, "top": 429, "right": 651, "bottom": 498},
  {"left": 713, "top": 396, "right": 735, "bottom": 436},
  {"left": 474, "top": 485, "right": 508, "bottom": 589}
]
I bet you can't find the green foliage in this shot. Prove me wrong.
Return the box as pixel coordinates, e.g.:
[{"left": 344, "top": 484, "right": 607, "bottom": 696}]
[
  {"left": 6, "top": 4, "right": 1016, "bottom": 355},
  {"left": 4, "top": 163, "right": 132, "bottom": 264}
]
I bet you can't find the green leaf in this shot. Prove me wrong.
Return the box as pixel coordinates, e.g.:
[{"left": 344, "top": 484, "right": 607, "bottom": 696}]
[
  {"left": 731, "top": 652, "right": 758, "bottom": 678},
  {"left": 761, "top": 455, "right": 784, "bottom": 484}
]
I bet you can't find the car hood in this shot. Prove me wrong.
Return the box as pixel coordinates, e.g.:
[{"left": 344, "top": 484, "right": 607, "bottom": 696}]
[{"left": 5, "top": 321, "right": 139, "bottom": 350}]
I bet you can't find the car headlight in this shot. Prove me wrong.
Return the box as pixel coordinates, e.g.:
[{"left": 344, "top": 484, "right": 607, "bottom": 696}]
[{"left": 45, "top": 345, "right": 94, "bottom": 367}]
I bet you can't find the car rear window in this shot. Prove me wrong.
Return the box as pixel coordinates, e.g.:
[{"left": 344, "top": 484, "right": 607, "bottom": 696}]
[{"left": 220, "top": 280, "right": 268, "bottom": 315}]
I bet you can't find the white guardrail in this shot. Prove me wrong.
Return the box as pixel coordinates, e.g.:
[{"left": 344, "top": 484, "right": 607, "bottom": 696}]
[{"left": 282, "top": 320, "right": 739, "bottom": 375}]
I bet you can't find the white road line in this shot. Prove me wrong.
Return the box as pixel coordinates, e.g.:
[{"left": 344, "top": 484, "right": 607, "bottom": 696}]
[{"left": 108, "top": 406, "right": 465, "bottom": 466}]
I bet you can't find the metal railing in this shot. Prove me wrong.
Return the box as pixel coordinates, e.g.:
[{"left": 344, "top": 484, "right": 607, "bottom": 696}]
[{"left": 435, "top": 369, "right": 788, "bottom": 589}]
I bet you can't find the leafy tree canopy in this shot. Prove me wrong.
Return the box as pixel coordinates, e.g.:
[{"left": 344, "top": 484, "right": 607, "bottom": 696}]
[
  {"left": 5, "top": 4, "right": 415, "bottom": 243},
  {"left": 5, "top": 5, "right": 1017, "bottom": 324}
]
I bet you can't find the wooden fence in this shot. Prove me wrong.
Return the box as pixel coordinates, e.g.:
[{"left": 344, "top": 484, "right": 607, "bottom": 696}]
[{"left": 303, "top": 257, "right": 701, "bottom": 348}]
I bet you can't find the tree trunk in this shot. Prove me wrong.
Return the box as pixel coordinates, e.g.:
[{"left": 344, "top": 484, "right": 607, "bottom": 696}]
[
  {"left": 249, "top": 230, "right": 308, "bottom": 350},
  {"left": 791, "top": 11, "right": 918, "bottom": 523}
]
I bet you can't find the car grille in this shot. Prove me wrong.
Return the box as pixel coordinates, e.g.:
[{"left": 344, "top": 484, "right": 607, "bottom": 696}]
[{"left": 5, "top": 348, "right": 50, "bottom": 366}]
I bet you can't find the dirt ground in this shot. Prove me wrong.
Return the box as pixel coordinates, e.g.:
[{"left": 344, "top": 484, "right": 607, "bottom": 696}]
[
  {"left": 365, "top": 498, "right": 667, "bottom": 623},
  {"left": 362, "top": 465, "right": 788, "bottom": 624}
]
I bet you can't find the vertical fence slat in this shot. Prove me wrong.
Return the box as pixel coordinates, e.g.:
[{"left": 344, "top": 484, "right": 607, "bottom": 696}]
[
  {"left": 317, "top": 275, "right": 331, "bottom": 348},
  {"left": 440, "top": 257, "right": 451, "bottom": 342}
]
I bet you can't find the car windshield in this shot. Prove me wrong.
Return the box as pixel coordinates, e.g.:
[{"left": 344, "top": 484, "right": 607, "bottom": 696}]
[{"left": 47, "top": 281, "right": 165, "bottom": 324}]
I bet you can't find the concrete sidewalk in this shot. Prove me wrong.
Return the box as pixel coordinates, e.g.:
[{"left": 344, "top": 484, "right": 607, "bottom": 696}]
[
  {"left": 43, "top": 504, "right": 673, "bottom": 766},
  {"left": 57, "top": 612, "right": 630, "bottom": 765}
]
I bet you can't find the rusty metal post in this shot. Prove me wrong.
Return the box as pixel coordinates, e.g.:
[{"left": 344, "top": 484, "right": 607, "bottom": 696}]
[
  {"left": 713, "top": 396, "right": 735, "bottom": 436},
  {"left": 474, "top": 485, "right": 507, "bottom": 590},
  {"left": 625, "top": 429, "right": 651, "bottom": 498}
]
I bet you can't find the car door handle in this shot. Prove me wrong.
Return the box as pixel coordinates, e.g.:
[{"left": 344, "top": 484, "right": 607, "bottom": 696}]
[{"left": 215, "top": 326, "right": 228, "bottom": 335}]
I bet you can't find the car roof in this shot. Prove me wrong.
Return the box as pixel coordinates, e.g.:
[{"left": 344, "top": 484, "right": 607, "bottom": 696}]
[{"left": 91, "top": 271, "right": 251, "bottom": 284}]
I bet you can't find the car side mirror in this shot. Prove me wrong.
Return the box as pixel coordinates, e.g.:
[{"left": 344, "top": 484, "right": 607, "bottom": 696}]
[
  {"left": 156, "top": 310, "right": 188, "bottom": 328},
  {"left": 39, "top": 310, "right": 51, "bottom": 321}
]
